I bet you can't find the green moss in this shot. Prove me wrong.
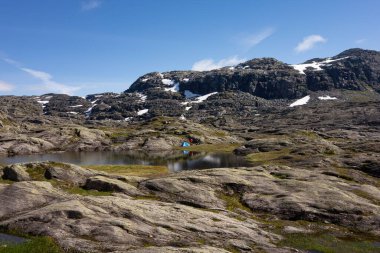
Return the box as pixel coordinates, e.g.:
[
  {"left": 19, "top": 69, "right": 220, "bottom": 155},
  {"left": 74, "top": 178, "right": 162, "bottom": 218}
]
[
  {"left": 0, "top": 236, "right": 62, "bottom": 253},
  {"left": 218, "top": 193, "right": 251, "bottom": 213},
  {"left": 297, "top": 130, "right": 320, "bottom": 140},
  {"left": 142, "top": 241, "right": 155, "bottom": 247},
  {"left": 197, "top": 238, "right": 206, "bottom": 245},
  {"left": 0, "top": 118, "right": 13, "bottom": 126},
  {"left": 351, "top": 189, "right": 380, "bottom": 205},
  {"left": 323, "top": 149, "right": 336, "bottom": 156},
  {"left": 225, "top": 246, "right": 240, "bottom": 253},
  {"left": 245, "top": 149, "right": 290, "bottom": 164},
  {"left": 84, "top": 165, "right": 168, "bottom": 178},
  {"left": 47, "top": 162, "right": 71, "bottom": 169},
  {"left": 213, "top": 130, "right": 227, "bottom": 137},
  {"left": 65, "top": 186, "right": 112, "bottom": 196},
  {"left": 211, "top": 217, "right": 222, "bottom": 222},
  {"left": 270, "top": 172, "right": 291, "bottom": 179},
  {"left": 279, "top": 233, "right": 380, "bottom": 253},
  {"left": 25, "top": 166, "right": 46, "bottom": 181},
  {"left": 0, "top": 178, "right": 14, "bottom": 185},
  {"left": 109, "top": 131, "right": 130, "bottom": 140}
]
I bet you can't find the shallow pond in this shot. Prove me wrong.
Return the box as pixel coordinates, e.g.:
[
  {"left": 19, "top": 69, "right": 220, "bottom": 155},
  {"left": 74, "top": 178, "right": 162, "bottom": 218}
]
[
  {"left": 0, "top": 233, "right": 26, "bottom": 245},
  {"left": 0, "top": 151, "right": 252, "bottom": 172}
]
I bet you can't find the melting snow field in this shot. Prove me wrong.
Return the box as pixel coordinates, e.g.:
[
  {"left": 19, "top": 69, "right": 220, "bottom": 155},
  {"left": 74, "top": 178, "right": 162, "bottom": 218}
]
[
  {"left": 291, "top": 57, "right": 349, "bottom": 74},
  {"left": 136, "top": 93, "right": 147, "bottom": 102},
  {"left": 193, "top": 92, "right": 218, "bottom": 103},
  {"left": 37, "top": 100, "right": 49, "bottom": 105},
  {"left": 137, "top": 109, "right": 149, "bottom": 116},
  {"left": 289, "top": 95, "right": 310, "bottom": 107},
  {"left": 318, "top": 95, "right": 337, "bottom": 100},
  {"left": 162, "top": 79, "right": 175, "bottom": 85},
  {"left": 164, "top": 83, "right": 180, "bottom": 92}
]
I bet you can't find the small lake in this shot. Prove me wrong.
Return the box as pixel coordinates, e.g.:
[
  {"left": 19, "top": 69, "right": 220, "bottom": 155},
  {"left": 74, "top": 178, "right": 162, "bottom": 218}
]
[
  {"left": 0, "top": 151, "right": 252, "bottom": 172},
  {"left": 0, "top": 233, "right": 26, "bottom": 245}
]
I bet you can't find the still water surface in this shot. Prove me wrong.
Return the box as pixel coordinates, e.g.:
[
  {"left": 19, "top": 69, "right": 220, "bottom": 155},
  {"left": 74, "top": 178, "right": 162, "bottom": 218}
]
[{"left": 0, "top": 151, "right": 252, "bottom": 172}]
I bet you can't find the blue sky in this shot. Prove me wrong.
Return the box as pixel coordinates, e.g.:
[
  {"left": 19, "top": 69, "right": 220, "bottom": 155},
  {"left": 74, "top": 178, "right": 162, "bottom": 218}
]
[{"left": 0, "top": 0, "right": 379, "bottom": 96}]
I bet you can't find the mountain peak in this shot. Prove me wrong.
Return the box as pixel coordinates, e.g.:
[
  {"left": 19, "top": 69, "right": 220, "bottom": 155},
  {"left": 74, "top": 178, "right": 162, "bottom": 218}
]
[{"left": 336, "top": 48, "right": 380, "bottom": 58}]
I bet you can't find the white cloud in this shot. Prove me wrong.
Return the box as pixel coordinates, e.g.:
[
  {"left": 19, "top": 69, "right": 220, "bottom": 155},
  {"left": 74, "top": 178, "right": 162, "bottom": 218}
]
[
  {"left": 355, "top": 38, "right": 366, "bottom": 44},
  {"left": 192, "top": 56, "right": 246, "bottom": 71},
  {"left": 0, "top": 81, "right": 14, "bottom": 92},
  {"left": 2, "top": 57, "right": 82, "bottom": 95},
  {"left": 20, "top": 68, "right": 80, "bottom": 95},
  {"left": 82, "top": 0, "right": 102, "bottom": 10},
  {"left": 21, "top": 68, "right": 52, "bottom": 81},
  {"left": 2, "top": 58, "right": 20, "bottom": 66},
  {"left": 241, "top": 28, "right": 275, "bottom": 49},
  {"left": 295, "top": 35, "right": 327, "bottom": 53}
]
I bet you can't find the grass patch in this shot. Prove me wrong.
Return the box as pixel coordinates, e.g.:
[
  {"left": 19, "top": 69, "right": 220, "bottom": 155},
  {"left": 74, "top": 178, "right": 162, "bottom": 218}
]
[
  {"left": 84, "top": 165, "right": 168, "bottom": 178},
  {"left": 211, "top": 217, "right": 222, "bottom": 222},
  {"left": 218, "top": 193, "right": 251, "bottom": 213},
  {"left": 25, "top": 166, "right": 46, "bottom": 181},
  {"left": 270, "top": 172, "right": 291, "bottom": 180},
  {"left": 0, "top": 236, "right": 62, "bottom": 253},
  {"left": 279, "top": 233, "right": 380, "bottom": 253},
  {"left": 177, "top": 143, "right": 241, "bottom": 153},
  {"left": 47, "top": 162, "right": 71, "bottom": 169},
  {"left": 225, "top": 246, "right": 240, "bottom": 253},
  {"left": 351, "top": 189, "right": 380, "bottom": 205},
  {"left": 297, "top": 130, "right": 320, "bottom": 140},
  {"left": 65, "top": 186, "right": 112, "bottom": 196},
  {"left": 0, "top": 178, "right": 14, "bottom": 185},
  {"left": 197, "top": 238, "right": 206, "bottom": 245},
  {"left": 245, "top": 149, "right": 290, "bottom": 164},
  {"left": 109, "top": 131, "right": 131, "bottom": 141}
]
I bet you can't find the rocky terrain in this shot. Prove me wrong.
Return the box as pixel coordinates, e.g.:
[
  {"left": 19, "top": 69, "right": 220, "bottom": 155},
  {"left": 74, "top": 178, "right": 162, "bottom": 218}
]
[
  {"left": 0, "top": 48, "right": 379, "bottom": 252},
  {"left": 0, "top": 48, "right": 379, "bottom": 157},
  {"left": 0, "top": 160, "right": 379, "bottom": 252}
]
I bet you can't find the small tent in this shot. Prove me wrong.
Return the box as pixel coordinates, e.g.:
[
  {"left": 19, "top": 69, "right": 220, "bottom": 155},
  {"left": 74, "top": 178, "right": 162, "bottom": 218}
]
[{"left": 182, "top": 141, "right": 190, "bottom": 147}]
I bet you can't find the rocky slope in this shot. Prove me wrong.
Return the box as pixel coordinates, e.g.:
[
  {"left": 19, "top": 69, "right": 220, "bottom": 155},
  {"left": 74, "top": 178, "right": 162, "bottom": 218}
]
[
  {"left": 0, "top": 48, "right": 379, "bottom": 252},
  {"left": 0, "top": 49, "right": 379, "bottom": 156},
  {"left": 0, "top": 162, "right": 379, "bottom": 252},
  {"left": 1, "top": 48, "right": 379, "bottom": 122}
]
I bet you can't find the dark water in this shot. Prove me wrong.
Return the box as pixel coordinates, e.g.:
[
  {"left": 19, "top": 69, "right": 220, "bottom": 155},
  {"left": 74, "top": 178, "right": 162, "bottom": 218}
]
[
  {"left": 0, "top": 151, "right": 252, "bottom": 172},
  {"left": 0, "top": 233, "right": 26, "bottom": 245}
]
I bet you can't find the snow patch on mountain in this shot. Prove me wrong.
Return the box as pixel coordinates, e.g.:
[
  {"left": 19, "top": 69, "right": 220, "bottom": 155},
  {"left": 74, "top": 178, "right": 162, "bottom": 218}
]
[
  {"left": 291, "top": 57, "right": 349, "bottom": 74},
  {"left": 289, "top": 95, "right": 310, "bottom": 107},
  {"left": 85, "top": 100, "right": 98, "bottom": 116},
  {"left": 318, "top": 95, "right": 338, "bottom": 100},
  {"left": 164, "top": 83, "right": 180, "bottom": 92},
  {"left": 193, "top": 92, "right": 218, "bottom": 103},
  {"left": 162, "top": 79, "right": 175, "bottom": 85},
  {"left": 136, "top": 93, "right": 147, "bottom": 102},
  {"left": 137, "top": 109, "right": 148, "bottom": 116}
]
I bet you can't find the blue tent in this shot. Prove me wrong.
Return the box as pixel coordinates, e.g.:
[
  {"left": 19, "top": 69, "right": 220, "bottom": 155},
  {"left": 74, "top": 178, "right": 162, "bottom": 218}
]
[{"left": 182, "top": 141, "right": 190, "bottom": 147}]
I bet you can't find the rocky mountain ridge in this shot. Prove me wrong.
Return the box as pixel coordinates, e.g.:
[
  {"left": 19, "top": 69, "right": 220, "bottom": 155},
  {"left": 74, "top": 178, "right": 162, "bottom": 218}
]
[{"left": 1, "top": 48, "right": 379, "bottom": 122}]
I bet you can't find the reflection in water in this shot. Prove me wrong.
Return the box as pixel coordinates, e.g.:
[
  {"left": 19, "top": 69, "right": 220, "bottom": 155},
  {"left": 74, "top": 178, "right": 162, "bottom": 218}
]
[{"left": 0, "top": 151, "right": 252, "bottom": 172}]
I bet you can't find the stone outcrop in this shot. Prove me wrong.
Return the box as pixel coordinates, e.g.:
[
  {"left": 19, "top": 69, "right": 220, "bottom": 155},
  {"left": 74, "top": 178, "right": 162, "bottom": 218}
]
[{"left": 0, "top": 162, "right": 379, "bottom": 252}]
